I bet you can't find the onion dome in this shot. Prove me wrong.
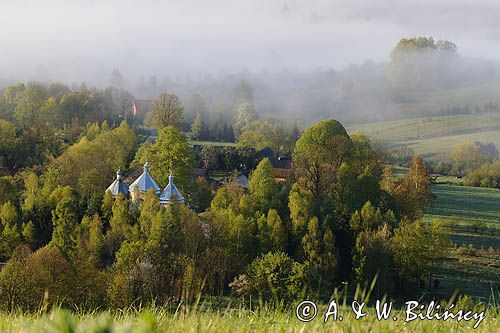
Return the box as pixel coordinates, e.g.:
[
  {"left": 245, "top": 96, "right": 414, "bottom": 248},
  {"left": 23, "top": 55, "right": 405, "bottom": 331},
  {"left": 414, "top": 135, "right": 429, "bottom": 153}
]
[
  {"left": 159, "top": 172, "right": 185, "bottom": 205},
  {"left": 129, "top": 161, "right": 161, "bottom": 195},
  {"left": 106, "top": 168, "right": 129, "bottom": 197}
]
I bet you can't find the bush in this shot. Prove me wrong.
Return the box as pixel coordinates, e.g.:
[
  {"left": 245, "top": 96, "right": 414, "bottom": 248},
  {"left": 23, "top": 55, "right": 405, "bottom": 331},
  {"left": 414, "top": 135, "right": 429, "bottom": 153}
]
[
  {"left": 233, "top": 251, "right": 314, "bottom": 304},
  {"left": 464, "top": 161, "right": 500, "bottom": 188},
  {"left": 456, "top": 244, "right": 476, "bottom": 256},
  {"left": 0, "top": 245, "right": 77, "bottom": 311}
]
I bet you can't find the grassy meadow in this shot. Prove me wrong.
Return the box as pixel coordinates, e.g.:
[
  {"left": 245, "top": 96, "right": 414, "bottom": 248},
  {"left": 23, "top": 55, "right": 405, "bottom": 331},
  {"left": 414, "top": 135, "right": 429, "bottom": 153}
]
[
  {"left": 422, "top": 184, "right": 500, "bottom": 301},
  {"left": 0, "top": 304, "right": 497, "bottom": 333},
  {"left": 350, "top": 113, "right": 500, "bottom": 160},
  {"left": 189, "top": 140, "right": 237, "bottom": 147}
]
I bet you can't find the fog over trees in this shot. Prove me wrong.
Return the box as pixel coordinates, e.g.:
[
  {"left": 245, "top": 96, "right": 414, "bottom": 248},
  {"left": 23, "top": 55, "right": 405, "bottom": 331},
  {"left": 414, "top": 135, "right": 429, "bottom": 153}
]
[{"left": 2, "top": 1, "right": 500, "bottom": 124}]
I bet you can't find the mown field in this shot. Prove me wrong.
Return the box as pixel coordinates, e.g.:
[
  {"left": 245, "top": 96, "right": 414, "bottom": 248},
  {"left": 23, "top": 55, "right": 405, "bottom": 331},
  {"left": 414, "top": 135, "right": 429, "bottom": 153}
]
[
  {"left": 0, "top": 305, "right": 497, "bottom": 333},
  {"left": 350, "top": 113, "right": 500, "bottom": 161},
  {"left": 189, "top": 140, "right": 237, "bottom": 147},
  {"left": 423, "top": 184, "right": 500, "bottom": 301}
]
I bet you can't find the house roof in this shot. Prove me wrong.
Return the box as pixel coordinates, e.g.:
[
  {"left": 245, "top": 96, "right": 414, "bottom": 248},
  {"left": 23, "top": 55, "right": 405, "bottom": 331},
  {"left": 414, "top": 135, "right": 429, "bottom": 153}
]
[
  {"left": 129, "top": 162, "right": 161, "bottom": 194},
  {"left": 159, "top": 172, "right": 185, "bottom": 205},
  {"left": 271, "top": 156, "right": 291, "bottom": 169},
  {"left": 236, "top": 174, "right": 249, "bottom": 188},
  {"left": 256, "top": 147, "right": 291, "bottom": 169},
  {"left": 256, "top": 146, "right": 275, "bottom": 158},
  {"left": 106, "top": 168, "right": 129, "bottom": 197}
]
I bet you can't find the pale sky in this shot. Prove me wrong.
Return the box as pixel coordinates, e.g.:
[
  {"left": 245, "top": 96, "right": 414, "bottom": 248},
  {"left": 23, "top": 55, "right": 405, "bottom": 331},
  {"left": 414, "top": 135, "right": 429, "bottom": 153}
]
[{"left": 1, "top": 0, "right": 499, "bottom": 84}]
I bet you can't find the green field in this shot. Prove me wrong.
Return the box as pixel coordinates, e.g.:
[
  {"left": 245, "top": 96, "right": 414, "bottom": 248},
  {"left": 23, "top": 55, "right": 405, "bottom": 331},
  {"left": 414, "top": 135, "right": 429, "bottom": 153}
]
[
  {"left": 425, "top": 184, "right": 500, "bottom": 245},
  {"left": 350, "top": 113, "right": 500, "bottom": 161},
  {"left": 423, "top": 184, "right": 500, "bottom": 301},
  {"left": 189, "top": 140, "right": 237, "bottom": 147},
  {"left": 1, "top": 305, "right": 497, "bottom": 333}
]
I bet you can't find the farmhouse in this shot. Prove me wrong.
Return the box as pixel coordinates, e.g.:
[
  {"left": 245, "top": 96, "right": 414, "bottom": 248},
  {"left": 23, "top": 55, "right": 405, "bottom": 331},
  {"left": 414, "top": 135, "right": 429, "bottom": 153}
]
[{"left": 256, "top": 147, "right": 292, "bottom": 182}]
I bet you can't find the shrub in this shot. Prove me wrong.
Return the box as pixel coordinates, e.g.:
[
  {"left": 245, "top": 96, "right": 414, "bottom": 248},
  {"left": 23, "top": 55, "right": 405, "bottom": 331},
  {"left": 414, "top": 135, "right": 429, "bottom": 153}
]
[{"left": 235, "top": 251, "right": 314, "bottom": 304}]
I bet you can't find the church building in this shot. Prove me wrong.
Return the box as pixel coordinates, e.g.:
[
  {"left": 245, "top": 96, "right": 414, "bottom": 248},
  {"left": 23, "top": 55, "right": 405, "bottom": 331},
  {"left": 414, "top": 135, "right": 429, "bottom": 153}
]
[
  {"left": 106, "top": 161, "right": 185, "bottom": 206},
  {"left": 105, "top": 168, "right": 129, "bottom": 198},
  {"left": 129, "top": 161, "right": 161, "bottom": 201}
]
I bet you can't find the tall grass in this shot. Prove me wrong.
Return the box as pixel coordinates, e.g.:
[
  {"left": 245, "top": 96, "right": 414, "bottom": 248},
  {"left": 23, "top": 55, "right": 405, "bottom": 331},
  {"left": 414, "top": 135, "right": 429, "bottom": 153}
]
[
  {"left": 1, "top": 303, "right": 497, "bottom": 333},
  {"left": 1, "top": 279, "right": 497, "bottom": 333}
]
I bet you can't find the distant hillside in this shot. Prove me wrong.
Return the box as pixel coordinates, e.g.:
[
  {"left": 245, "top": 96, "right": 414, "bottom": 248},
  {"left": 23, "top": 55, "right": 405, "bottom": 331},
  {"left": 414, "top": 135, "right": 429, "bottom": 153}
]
[{"left": 350, "top": 112, "right": 500, "bottom": 161}]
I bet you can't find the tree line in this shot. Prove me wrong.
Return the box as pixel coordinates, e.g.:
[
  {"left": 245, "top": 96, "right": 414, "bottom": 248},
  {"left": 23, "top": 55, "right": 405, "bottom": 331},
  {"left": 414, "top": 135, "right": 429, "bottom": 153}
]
[{"left": 0, "top": 116, "right": 447, "bottom": 310}]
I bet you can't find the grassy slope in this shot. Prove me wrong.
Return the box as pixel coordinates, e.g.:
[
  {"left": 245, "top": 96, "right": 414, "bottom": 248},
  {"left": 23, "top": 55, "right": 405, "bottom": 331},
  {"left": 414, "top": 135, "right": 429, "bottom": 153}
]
[
  {"left": 349, "top": 113, "right": 500, "bottom": 161},
  {"left": 423, "top": 184, "right": 500, "bottom": 301}
]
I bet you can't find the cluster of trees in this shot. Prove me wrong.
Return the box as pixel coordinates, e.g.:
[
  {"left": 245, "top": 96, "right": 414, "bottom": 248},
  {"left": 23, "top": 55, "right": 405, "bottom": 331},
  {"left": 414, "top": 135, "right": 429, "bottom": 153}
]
[
  {"left": 428, "top": 141, "right": 500, "bottom": 188},
  {"left": 144, "top": 83, "right": 300, "bottom": 158},
  {"left": 199, "top": 146, "right": 257, "bottom": 173},
  {"left": 0, "top": 122, "right": 136, "bottom": 251},
  {"left": 103, "top": 36, "right": 500, "bottom": 126},
  {"left": 0, "top": 76, "right": 447, "bottom": 310},
  {"left": 237, "top": 120, "right": 300, "bottom": 157},
  {"left": 389, "top": 37, "right": 459, "bottom": 96},
  {"left": 191, "top": 114, "right": 235, "bottom": 142},
  {"left": 463, "top": 161, "right": 500, "bottom": 188},
  {"left": 0, "top": 82, "right": 135, "bottom": 175},
  {"left": 451, "top": 141, "right": 499, "bottom": 175},
  {"left": 0, "top": 116, "right": 445, "bottom": 310}
]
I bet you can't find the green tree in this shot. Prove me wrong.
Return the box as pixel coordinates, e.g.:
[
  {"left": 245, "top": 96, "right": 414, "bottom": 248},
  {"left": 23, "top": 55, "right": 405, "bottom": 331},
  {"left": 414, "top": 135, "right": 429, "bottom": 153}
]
[
  {"left": 452, "top": 141, "right": 497, "bottom": 175},
  {"left": 53, "top": 121, "right": 136, "bottom": 194},
  {"left": 394, "top": 156, "right": 435, "bottom": 221},
  {"left": 248, "top": 158, "right": 277, "bottom": 214},
  {"left": 302, "top": 217, "right": 322, "bottom": 263},
  {"left": 148, "top": 205, "right": 181, "bottom": 255},
  {"left": 109, "top": 194, "right": 133, "bottom": 240},
  {"left": 22, "top": 221, "right": 37, "bottom": 249},
  {"left": 225, "top": 124, "right": 236, "bottom": 142},
  {"left": 388, "top": 36, "right": 458, "bottom": 93},
  {"left": 0, "top": 201, "right": 18, "bottom": 228},
  {"left": 14, "top": 83, "right": 45, "bottom": 128},
  {"left": 353, "top": 224, "right": 393, "bottom": 295},
  {"left": 234, "top": 103, "right": 258, "bottom": 133},
  {"left": 321, "top": 226, "right": 337, "bottom": 282},
  {"left": 244, "top": 251, "right": 295, "bottom": 302},
  {"left": 293, "top": 119, "right": 353, "bottom": 199},
  {"left": 50, "top": 187, "right": 80, "bottom": 254},
  {"left": 267, "top": 209, "right": 286, "bottom": 252},
  {"left": 392, "top": 220, "right": 427, "bottom": 287},
  {"left": 134, "top": 125, "right": 194, "bottom": 193},
  {"left": 288, "top": 183, "right": 313, "bottom": 242},
  {"left": 237, "top": 120, "right": 273, "bottom": 150},
  {"left": 0, "top": 224, "right": 21, "bottom": 260},
  {"left": 146, "top": 92, "right": 184, "bottom": 130},
  {"left": 191, "top": 176, "right": 213, "bottom": 212},
  {"left": 426, "top": 220, "right": 451, "bottom": 291},
  {"left": 138, "top": 189, "right": 161, "bottom": 238},
  {"left": 191, "top": 114, "right": 204, "bottom": 140},
  {"left": 0, "top": 176, "right": 17, "bottom": 206},
  {"left": 0, "top": 244, "right": 33, "bottom": 311},
  {"left": 101, "top": 190, "right": 114, "bottom": 222},
  {"left": 87, "top": 214, "right": 105, "bottom": 266},
  {"left": 0, "top": 120, "right": 17, "bottom": 173}
]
